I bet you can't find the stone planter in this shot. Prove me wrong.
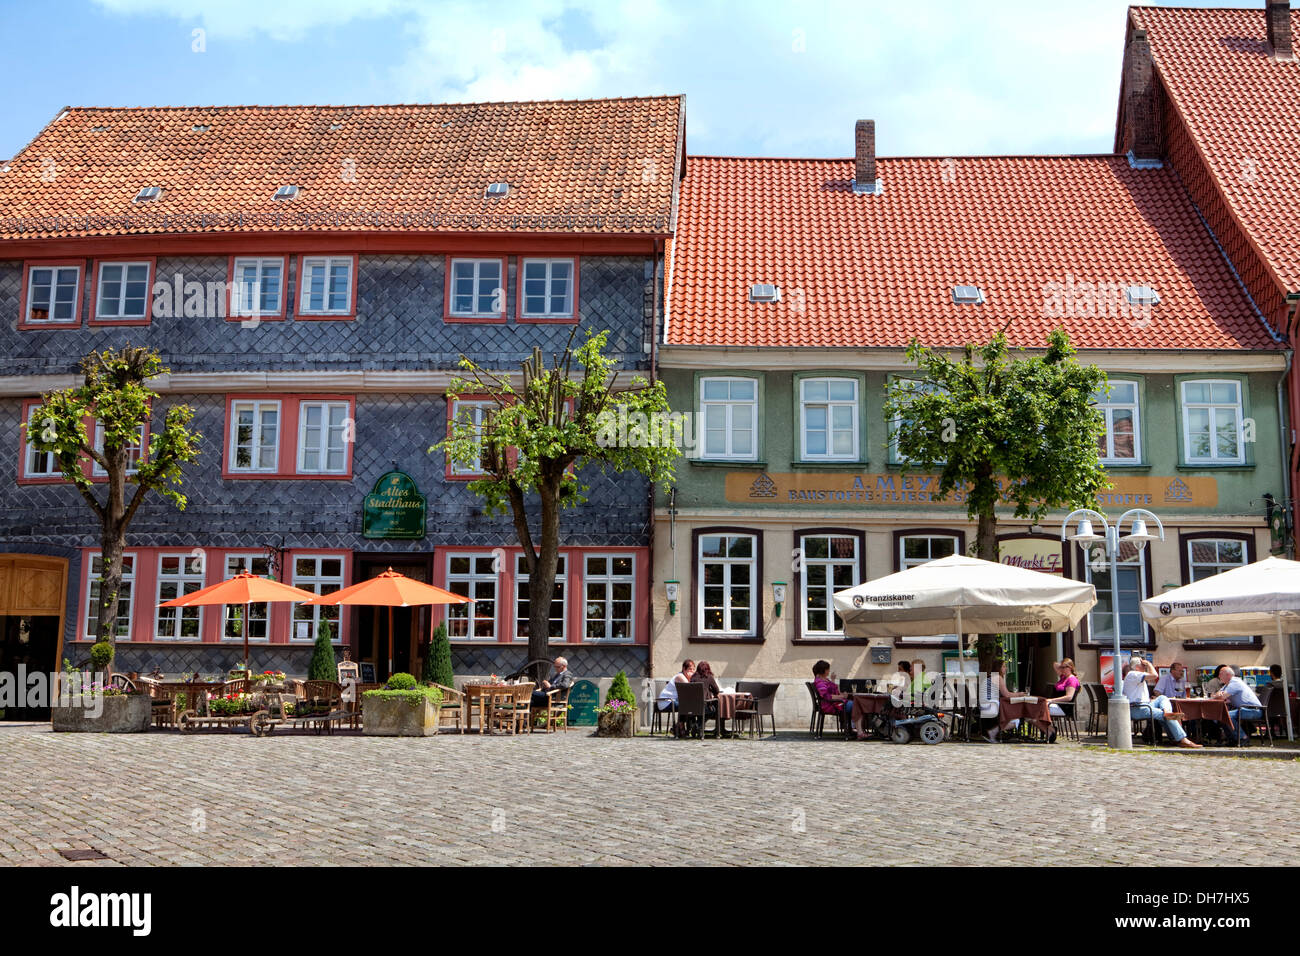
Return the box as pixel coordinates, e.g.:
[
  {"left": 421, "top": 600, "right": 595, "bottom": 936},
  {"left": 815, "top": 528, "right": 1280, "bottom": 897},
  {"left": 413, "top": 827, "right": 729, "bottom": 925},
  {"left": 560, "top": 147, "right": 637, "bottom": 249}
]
[
  {"left": 51, "top": 694, "right": 153, "bottom": 733},
  {"left": 362, "top": 696, "right": 440, "bottom": 737},
  {"left": 595, "top": 709, "right": 635, "bottom": 738}
]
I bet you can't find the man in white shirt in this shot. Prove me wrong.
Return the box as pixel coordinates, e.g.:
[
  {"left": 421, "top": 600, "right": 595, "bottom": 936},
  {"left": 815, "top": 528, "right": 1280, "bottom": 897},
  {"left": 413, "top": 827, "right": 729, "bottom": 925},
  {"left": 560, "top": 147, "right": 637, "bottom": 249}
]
[
  {"left": 1123, "top": 654, "right": 1200, "bottom": 749},
  {"left": 1211, "top": 665, "right": 1264, "bottom": 746},
  {"left": 1153, "top": 661, "right": 1189, "bottom": 700}
]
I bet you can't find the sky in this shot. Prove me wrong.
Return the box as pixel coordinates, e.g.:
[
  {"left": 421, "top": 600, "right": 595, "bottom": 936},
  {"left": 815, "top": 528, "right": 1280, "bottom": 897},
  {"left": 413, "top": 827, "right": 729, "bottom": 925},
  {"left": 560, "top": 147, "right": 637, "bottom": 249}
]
[{"left": 0, "top": 0, "right": 1237, "bottom": 162}]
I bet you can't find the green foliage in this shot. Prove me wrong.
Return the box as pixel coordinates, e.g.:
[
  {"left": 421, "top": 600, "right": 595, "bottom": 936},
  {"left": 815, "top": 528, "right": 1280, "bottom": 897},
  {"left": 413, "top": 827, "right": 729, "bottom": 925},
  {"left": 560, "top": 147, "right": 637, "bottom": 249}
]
[
  {"left": 431, "top": 329, "right": 681, "bottom": 517},
  {"left": 308, "top": 619, "right": 338, "bottom": 681},
  {"left": 883, "top": 330, "right": 1109, "bottom": 526},
  {"left": 423, "top": 622, "right": 454, "bottom": 687},
  {"left": 385, "top": 672, "right": 417, "bottom": 691},
  {"left": 89, "top": 641, "right": 115, "bottom": 671},
  {"left": 363, "top": 685, "right": 442, "bottom": 709},
  {"left": 605, "top": 670, "right": 635, "bottom": 707}
]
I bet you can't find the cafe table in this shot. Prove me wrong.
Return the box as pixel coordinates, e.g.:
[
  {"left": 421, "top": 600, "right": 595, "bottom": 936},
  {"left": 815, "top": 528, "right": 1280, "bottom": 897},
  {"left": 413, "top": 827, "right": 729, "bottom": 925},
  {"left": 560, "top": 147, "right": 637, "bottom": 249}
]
[
  {"left": 1000, "top": 696, "right": 1053, "bottom": 736},
  {"left": 461, "top": 683, "right": 516, "bottom": 734},
  {"left": 1168, "top": 697, "right": 1232, "bottom": 743},
  {"left": 713, "top": 691, "right": 754, "bottom": 737}
]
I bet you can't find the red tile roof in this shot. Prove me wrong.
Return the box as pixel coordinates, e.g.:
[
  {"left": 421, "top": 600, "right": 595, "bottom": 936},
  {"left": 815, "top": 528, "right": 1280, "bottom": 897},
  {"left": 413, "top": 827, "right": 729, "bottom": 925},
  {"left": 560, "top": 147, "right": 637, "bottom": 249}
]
[
  {"left": 666, "top": 154, "right": 1278, "bottom": 350},
  {"left": 0, "top": 97, "right": 684, "bottom": 239},
  {"left": 1133, "top": 5, "right": 1300, "bottom": 293}
]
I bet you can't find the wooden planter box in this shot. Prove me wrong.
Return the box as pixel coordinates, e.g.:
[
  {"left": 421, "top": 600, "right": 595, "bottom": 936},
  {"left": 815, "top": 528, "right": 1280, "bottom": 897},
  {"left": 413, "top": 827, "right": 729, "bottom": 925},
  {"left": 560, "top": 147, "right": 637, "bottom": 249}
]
[
  {"left": 362, "top": 696, "right": 440, "bottom": 737},
  {"left": 52, "top": 694, "right": 152, "bottom": 733},
  {"left": 596, "top": 709, "right": 635, "bottom": 738}
]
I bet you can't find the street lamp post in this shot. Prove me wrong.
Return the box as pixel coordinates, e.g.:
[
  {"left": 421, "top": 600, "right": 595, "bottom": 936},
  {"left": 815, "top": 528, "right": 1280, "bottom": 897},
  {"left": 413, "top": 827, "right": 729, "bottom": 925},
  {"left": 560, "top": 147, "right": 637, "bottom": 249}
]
[{"left": 1061, "top": 507, "right": 1164, "bottom": 750}]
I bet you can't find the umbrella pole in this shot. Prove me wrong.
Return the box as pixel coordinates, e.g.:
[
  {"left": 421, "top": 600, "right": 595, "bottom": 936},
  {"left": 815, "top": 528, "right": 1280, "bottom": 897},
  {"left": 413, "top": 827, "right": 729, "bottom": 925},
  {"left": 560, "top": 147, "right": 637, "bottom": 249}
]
[
  {"left": 387, "top": 605, "right": 394, "bottom": 679},
  {"left": 1278, "top": 616, "right": 1294, "bottom": 741},
  {"left": 243, "top": 601, "right": 250, "bottom": 671},
  {"left": 955, "top": 607, "right": 969, "bottom": 741}
]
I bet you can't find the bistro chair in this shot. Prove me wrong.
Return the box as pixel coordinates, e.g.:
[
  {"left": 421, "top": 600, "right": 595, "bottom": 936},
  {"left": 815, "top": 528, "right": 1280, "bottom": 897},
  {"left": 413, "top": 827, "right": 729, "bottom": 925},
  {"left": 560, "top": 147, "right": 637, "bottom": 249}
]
[
  {"left": 300, "top": 680, "right": 343, "bottom": 733},
  {"left": 674, "top": 682, "right": 709, "bottom": 739},
  {"left": 533, "top": 684, "right": 570, "bottom": 733},
  {"left": 650, "top": 680, "right": 676, "bottom": 735},
  {"left": 1250, "top": 685, "right": 1277, "bottom": 747},
  {"left": 430, "top": 683, "right": 463, "bottom": 733},
  {"left": 492, "top": 682, "right": 534, "bottom": 735},
  {"left": 1083, "top": 683, "right": 1108, "bottom": 737},
  {"left": 737, "top": 681, "right": 780, "bottom": 738},
  {"left": 1051, "top": 695, "right": 1080, "bottom": 742},
  {"left": 805, "top": 681, "right": 847, "bottom": 739}
]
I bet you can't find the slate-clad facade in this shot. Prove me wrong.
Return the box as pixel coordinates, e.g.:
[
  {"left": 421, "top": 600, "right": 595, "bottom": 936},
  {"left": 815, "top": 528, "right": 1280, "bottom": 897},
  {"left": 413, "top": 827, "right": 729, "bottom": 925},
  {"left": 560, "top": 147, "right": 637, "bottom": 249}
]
[{"left": 0, "top": 97, "right": 685, "bottom": 686}]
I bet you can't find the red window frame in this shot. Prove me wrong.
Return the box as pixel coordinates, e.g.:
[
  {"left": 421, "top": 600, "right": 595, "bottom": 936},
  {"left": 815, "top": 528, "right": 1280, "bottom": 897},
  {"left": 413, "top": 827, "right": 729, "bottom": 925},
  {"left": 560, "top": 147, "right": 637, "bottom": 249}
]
[
  {"left": 18, "top": 259, "right": 85, "bottom": 330},
  {"left": 19, "top": 399, "right": 155, "bottom": 485},
  {"left": 88, "top": 256, "right": 157, "bottom": 326},
  {"left": 293, "top": 253, "right": 359, "bottom": 320},
  {"left": 444, "top": 394, "right": 498, "bottom": 481},
  {"left": 444, "top": 255, "right": 509, "bottom": 323},
  {"left": 222, "top": 393, "right": 356, "bottom": 479},
  {"left": 224, "top": 255, "right": 289, "bottom": 322},
  {"left": 516, "top": 256, "right": 579, "bottom": 323}
]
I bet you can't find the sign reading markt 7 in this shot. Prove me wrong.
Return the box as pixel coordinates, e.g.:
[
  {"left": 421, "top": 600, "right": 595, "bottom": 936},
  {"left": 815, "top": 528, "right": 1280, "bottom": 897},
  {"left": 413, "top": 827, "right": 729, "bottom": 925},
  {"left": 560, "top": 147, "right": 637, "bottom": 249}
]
[
  {"left": 362, "top": 471, "right": 427, "bottom": 539},
  {"left": 726, "top": 472, "right": 1218, "bottom": 508}
]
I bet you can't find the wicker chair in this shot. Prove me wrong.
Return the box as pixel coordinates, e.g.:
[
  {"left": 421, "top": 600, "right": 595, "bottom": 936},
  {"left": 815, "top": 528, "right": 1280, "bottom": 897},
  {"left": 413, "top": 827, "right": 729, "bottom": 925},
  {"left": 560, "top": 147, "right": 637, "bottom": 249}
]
[
  {"left": 736, "top": 681, "right": 780, "bottom": 738},
  {"left": 1083, "top": 683, "right": 1108, "bottom": 736},
  {"left": 299, "top": 680, "right": 342, "bottom": 733},
  {"left": 675, "top": 682, "right": 709, "bottom": 739},
  {"left": 805, "top": 681, "right": 846, "bottom": 738}
]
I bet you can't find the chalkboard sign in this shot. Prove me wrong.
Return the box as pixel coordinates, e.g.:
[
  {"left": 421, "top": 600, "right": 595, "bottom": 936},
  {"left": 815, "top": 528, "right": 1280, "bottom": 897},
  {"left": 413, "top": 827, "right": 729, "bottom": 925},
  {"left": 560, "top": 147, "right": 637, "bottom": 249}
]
[
  {"left": 359, "top": 662, "right": 377, "bottom": 683},
  {"left": 566, "top": 679, "right": 600, "bottom": 726}
]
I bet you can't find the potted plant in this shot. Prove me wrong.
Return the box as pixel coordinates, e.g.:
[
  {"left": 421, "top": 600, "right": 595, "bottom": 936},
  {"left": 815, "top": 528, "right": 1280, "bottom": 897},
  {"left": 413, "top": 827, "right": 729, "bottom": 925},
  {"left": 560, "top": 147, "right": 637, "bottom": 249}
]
[
  {"left": 248, "top": 670, "right": 288, "bottom": 692},
  {"left": 595, "top": 671, "right": 637, "bottom": 738},
  {"left": 51, "top": 667, "right": 152, "bottom": 733},
  {"left": 361, "top": 672, "right": 443, "bottom": 737}
]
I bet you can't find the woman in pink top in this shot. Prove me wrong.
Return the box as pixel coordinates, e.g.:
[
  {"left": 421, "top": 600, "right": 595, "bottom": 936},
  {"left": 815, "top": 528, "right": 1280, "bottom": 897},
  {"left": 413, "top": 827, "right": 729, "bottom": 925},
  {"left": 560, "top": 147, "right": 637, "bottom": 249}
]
[{"left": 812, "top": 660, "right": 867, "bottom": 739}]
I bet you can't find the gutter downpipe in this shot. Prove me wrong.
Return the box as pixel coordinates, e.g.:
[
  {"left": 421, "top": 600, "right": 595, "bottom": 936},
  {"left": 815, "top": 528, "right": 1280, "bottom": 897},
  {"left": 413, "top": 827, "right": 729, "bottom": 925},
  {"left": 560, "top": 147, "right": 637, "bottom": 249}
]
[
  {"left": 647, "top": 237, "right": 664, "bottom": 686},
  {"left": 1280, "top": 347, "right": 1294, "bottom": 558}
]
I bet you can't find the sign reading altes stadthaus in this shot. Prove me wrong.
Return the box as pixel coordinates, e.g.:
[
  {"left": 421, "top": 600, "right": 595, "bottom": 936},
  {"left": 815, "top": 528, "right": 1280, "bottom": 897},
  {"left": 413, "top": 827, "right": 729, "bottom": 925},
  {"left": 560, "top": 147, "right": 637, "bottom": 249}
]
[
  {"left": 725, "top": 472, "right": 1218, "bottom": 508},
  {"left": 362, "top": 471, "right": 427, "bottom": 539}
]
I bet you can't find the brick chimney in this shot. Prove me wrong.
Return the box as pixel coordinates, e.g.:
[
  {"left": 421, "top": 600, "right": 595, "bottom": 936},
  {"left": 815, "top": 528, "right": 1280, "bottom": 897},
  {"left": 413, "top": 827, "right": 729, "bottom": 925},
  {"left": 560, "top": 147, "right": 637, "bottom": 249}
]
[
  {"left": 1267, "top": 0, "right": 1294, "bottom": 60},
  {"left": 853, "top": 119, "right": 879, "bottom": 194},
  {"left": 1122, "top": 28, "right": 1163, "bottom": 165}
]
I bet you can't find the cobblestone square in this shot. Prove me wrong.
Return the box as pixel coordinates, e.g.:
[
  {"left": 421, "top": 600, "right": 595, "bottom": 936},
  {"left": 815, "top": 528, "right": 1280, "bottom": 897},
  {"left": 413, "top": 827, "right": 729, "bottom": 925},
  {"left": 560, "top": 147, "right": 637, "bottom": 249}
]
[{"left": 2, "top": 725, "right": 1297, "bottom": 866}]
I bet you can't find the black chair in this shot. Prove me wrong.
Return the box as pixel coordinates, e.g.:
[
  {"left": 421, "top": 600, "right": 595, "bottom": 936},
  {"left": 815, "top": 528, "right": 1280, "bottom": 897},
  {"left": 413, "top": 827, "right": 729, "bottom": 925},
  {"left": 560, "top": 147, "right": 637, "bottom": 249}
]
[
  {"left": 1083, "top": 683, "right": 1108, "bottom": 736},
  {"left": 650, "top": 680, "right": 676, "bottom": 735},
  {"left": 805, "top": 681, "right": 846, "bottom": 738},
  {"left": 675, "top": 682, "right": 709, "bottom": 739},
  {"left": 1250, "top": 685, "right": 1276, "bottom": 746},
  {"left": 736, "top": 680, "right": 780, "bottom": 738},
  {"left": 1051, "top": 692, "right": 1081, "bottom": 742}
]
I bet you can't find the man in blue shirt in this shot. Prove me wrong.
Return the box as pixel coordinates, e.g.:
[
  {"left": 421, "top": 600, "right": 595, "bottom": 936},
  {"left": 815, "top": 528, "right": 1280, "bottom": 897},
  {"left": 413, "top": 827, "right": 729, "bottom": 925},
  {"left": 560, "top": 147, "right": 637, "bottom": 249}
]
[{"left": 1212, "top": 665, "right": 1263, "bottom": 746}]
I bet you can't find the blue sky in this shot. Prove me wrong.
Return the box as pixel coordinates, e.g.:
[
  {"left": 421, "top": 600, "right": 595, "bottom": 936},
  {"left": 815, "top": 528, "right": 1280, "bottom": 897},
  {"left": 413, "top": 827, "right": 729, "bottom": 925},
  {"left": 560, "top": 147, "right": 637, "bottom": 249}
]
[{"left": 1, "top": 0, "right": 1232, "bottom": 161}]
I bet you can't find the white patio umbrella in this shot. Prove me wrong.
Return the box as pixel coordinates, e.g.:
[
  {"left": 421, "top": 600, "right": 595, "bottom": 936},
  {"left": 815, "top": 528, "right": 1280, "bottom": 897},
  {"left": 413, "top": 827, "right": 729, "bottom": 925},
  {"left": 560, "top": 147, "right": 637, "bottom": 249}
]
[
  {"left": 1139, "top": 555, "right": 1296, "bottom": 739},
  {"left": 833, "top": 553, "right": 1096, "bottom": 643}
]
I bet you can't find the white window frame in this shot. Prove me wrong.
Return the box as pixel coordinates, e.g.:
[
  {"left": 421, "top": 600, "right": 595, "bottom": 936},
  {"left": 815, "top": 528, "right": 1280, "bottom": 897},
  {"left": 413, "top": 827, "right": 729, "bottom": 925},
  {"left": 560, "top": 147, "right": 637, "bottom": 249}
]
[
  {"left": 449, "top": 400, "right": 495, "bottom": 477},
  {"left": 446, "top": 553, "right": 499, "bottom": 641},
  {"left": 229, "top": 400, "right": 281, "bottom": 473},
  {"left": 231, "top": 256, "right": 285, "bottom": 317},
  {"left": 449, "top": 258, "right": 505, "bottom": 317},
  {"left": 92, "top": 422, "right": 145, "bottom": 477},
  {"left": 698, "top": 376, "right": 758, "bottom": 461},
  {"left": 94, "top": 261, "right": 152, "bottom": 320},
  {"left": 291, "top": 555, "right": 344, "bottom": 643},
  {"left": 800, "top": 377, "right": 859, "bottom": 461},
  {"left": 83, "top": 553, "right": 136, "bottom": 641},
  {"left": 514, "top": 553, "right": 566, "bottom": 643},
  {"left": 1183, "top": 537, "right": 1253, "bottom": 645},
  {"left": 583, "top": 554, "right": 636, "bottom": 643},
  {"left": 1181, "top": 379, "right": 1245, "bottom": 465},
  {"left": 223, "top": 553, "right": 270, "bottom": 643},
  {"left": 297, "top": 400, "right": 350, "bottom": 475},
  {"left": 519, "top": 257, "right": 575, "bottom": 318},
  {"left": 298, "top": 256, "right": 353, "bottom": 315},
  {"left": 154, "top": 553, "right": 205, "bottom": 641},
  {"left": 697, "top": 533, "right": 758, "bottom": 637},
  {"left": 1084, "top": 543, "right": 1148, "bottom": 647},
  {"left": 799, "top": 534, "right": 860, "bottom": 638},
  {"left": 1095, "top": 380, "right": 1141, "bottom": 463},
  {"left": 23, "top": 406, "right": 58, "bottom": 478},
  {"left": 24, "top": 264, "right": 81, "bottom": 324},
  {"left": 899, "top": 535, "right": 961, "bottom": 644},
  {"left": 889, "top": 378, "right": 946, "bottom": 465}
]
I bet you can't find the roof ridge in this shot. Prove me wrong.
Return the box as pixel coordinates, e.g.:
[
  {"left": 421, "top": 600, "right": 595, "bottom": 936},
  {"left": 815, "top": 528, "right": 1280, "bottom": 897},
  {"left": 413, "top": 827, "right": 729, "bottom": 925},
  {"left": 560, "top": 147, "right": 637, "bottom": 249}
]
[
  {"left": 53, "top": 95, "right": 686, "bottom": 113},
  {"left": 689, "top": 153, "right": 1132, "bottom": 162}
]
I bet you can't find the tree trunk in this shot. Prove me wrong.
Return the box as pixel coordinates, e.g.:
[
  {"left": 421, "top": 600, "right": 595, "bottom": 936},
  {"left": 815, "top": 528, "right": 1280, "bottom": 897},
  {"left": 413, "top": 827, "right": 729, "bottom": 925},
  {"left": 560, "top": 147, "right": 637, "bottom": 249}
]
[
  {"left": 94, "top": 443, "right": 130, "bottom": 649},
  {"left": 526, "top": 479, "right": 563, "bottom": 680},
  {"left": 974, "top": 499, "right": 1000, "bottom": 671}
]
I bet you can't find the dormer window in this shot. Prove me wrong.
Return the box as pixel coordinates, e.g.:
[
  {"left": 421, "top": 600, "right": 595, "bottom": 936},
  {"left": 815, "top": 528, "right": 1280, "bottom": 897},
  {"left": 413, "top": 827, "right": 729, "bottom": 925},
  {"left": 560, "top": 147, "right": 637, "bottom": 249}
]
[
  {"left": 273, "top": 185, "right": 299, "bottom": 201},
  {"left": 952, "top": 285, "right": 984, "bottom": 305},
  {"left": 1125, "top": 284, "right": 1160, "bottom": 307},
  {"left": 749, "top": 283, "right": 780, "bottom": 303},
  {"left": 485, "top": 182, "right": 510, "bottom": 197},
  {"left": 134, "top": 186, "right": 162, "bottom": 203}
]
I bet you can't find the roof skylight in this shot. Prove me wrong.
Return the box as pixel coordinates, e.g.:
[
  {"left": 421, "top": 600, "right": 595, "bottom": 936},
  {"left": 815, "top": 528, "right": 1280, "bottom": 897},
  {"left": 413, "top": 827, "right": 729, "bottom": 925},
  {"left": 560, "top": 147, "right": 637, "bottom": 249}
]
[
  {"left": 273, "top": 185, "right": 299, "bottom": 200},
  {"left": 952, "top": 285, "right": 985, "bottom": 304},
  {"left": 134, "top": 186, "right": 162, "bottom": 202},
  {"left": 1125, "top": 284, "right": 1160, "bottom": 306},
  {"left": 485, "top": 182, "right": 510, "bottom": 197},
  {"left": 749, "top": 283, "right": 780, "bottom": 302}
]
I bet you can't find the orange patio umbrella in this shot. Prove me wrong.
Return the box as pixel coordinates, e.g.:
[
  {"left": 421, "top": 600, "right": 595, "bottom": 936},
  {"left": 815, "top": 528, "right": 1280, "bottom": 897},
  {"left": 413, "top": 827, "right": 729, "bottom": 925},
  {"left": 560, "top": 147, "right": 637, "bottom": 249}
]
[
  {"left": 157, "top": 569, "right": 318, "bottom": 671},
  {"left": 299, "top": 567, "right": 471, "bottom": 677}
]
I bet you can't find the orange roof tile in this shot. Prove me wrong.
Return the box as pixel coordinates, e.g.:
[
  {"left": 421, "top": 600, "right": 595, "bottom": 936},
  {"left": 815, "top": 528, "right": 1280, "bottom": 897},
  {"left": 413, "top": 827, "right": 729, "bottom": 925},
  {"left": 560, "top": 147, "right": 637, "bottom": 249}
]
[
  {"left": 1134, "top": 5, "right": 1300, "bottom": 293},
  {"left": 0, "top": 97, "right": 684, "bottom": 239},
  {"left": 666, "top": 154, "right": 1278, "bottom": 350}
]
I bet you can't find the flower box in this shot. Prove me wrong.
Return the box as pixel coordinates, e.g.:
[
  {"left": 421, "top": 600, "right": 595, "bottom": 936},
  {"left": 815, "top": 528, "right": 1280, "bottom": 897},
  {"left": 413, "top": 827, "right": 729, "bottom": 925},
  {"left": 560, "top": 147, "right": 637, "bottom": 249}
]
[
  {"left": 362, "top": 692, "right": 441, "bottom": 737},
  {"left": 51, "top": 694, "right": 152, "bottom": 733}
]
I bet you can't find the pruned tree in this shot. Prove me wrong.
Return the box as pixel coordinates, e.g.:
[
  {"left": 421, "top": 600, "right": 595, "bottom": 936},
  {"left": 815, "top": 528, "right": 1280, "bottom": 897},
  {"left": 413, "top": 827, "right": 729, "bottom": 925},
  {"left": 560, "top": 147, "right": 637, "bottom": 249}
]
[
  {"left": 25, "top": 346, "right": 201, "bottom": 645},
  {"left": 884, "top": 329, "right": 1109, "bottom": 663},
  {"left": 433, "top": 330, "right": 680, "bottom": 671}
]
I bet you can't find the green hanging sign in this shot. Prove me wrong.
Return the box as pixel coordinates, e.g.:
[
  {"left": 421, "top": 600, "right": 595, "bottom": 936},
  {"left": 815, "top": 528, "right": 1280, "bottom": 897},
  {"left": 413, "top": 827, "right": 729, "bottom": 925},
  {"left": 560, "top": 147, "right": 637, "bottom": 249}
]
[
  {"left": 566, "top": 679, "right": 601, "bottom": 726},
  {"left": 362, "top": 471, "right": 427, "bottom": 539}
]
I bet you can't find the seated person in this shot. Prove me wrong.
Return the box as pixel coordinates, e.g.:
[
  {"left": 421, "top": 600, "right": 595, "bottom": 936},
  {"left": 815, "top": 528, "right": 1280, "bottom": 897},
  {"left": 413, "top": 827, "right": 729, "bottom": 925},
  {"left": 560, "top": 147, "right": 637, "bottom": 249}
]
[
  {"left": 812, "top": 660, "right": 866, "bottom": 739},
  {"left": 1153, "top": 660, "right": 1189, "bottom": 700},
  {"left": 656, "top": 659, "right": 695, "bottom": 712},
  {"left": 1122, "top": 654, "right": 1200, "bottom": 749},
  {"left": 1264, "top": 664, "right": 1286, "bottom": 689},
  {"left": 885, "top": 661, "right": 912, "bottom": 703},
  {"left": 531, "top": 656, "right": 575, "bottom": 708},
  {"left": 1211, "top": 665, "right": 1264, "bottom": 746},
  {"left": 692, "top": 660, "right": 722, "bottom": 721},
  {"left": 908, "top": 659, "right": 934, "bottom": 705},
  {"left": 979, "top": 658, "right": 1017, "bottom": 742},
  {"left": 1045, "top": 658, "right": 1080, "bottom": 718}
]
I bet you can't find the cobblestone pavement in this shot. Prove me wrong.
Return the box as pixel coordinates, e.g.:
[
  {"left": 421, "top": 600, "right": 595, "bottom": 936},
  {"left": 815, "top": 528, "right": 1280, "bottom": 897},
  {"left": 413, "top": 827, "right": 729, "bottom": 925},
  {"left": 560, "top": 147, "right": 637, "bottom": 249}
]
[{"left": 2, "top": 724, "right": 1297, "bottom": 866}]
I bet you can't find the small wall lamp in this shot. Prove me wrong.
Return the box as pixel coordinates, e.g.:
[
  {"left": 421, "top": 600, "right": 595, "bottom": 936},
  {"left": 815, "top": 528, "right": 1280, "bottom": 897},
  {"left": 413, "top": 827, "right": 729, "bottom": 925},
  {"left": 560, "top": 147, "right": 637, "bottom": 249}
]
[
  {"left": 664, "top": 580, "right": 679, "bottom": 616},
  {"left": 772, "top": 581, "right": 788, "bottom": 618}
]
